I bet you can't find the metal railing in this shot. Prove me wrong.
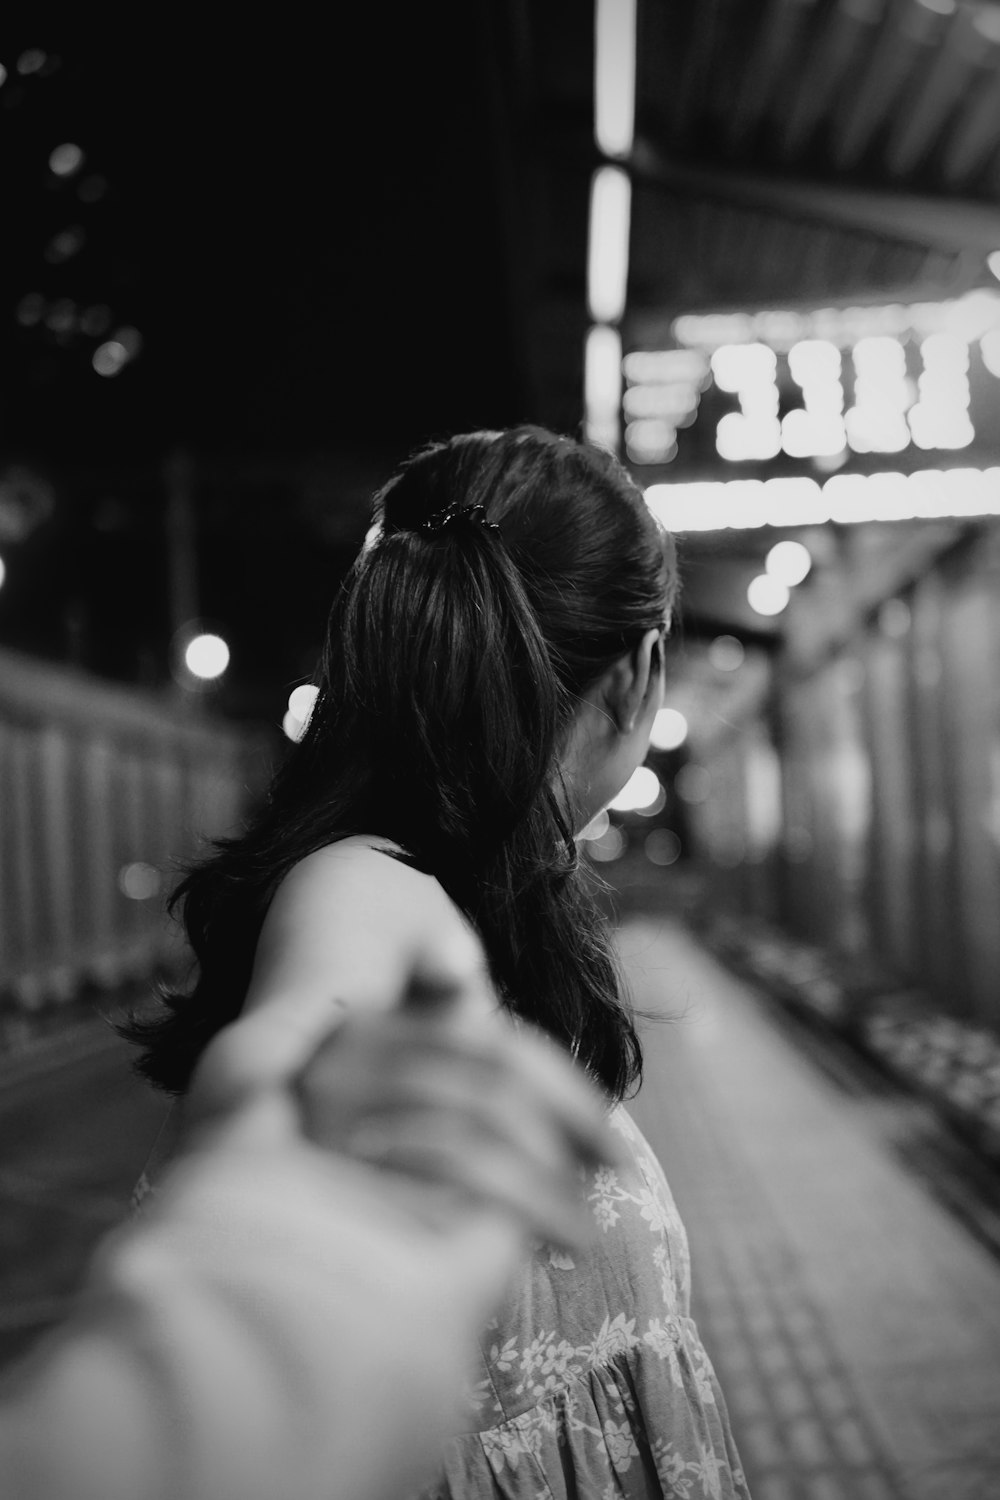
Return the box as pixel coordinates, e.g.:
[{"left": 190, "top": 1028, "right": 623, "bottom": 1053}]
[{"left": 0, "top": 648, "right": 272, "bottom": 1011}]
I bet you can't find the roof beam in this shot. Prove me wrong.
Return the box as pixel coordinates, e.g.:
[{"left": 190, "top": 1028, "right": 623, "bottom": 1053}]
[{"left": 632, "top": 144, "right": 1000, "bottom": 257}]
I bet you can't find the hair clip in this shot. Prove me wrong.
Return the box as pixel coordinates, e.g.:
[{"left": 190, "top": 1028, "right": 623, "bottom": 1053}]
[{"left": 421, "top": 502, "right": 501, "bottom": 536}]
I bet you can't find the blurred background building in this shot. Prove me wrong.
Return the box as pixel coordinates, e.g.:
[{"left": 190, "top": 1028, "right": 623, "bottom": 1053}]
[{"left": 3, "top": 5, "right": 1000, "bottom": 1496}]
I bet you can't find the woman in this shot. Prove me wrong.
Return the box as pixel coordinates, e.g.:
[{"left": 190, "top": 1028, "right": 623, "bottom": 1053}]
[{"left": 125, "top": 426, "right": 750, "bottom": 1499}]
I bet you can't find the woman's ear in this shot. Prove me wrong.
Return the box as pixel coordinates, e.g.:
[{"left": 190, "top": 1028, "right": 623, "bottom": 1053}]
[{"left": 603, "top": 628, "right": 663, "bottom": 734}]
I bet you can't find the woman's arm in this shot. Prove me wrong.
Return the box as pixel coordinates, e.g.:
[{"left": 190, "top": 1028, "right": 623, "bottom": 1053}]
[
  {"left": 242, "top": 838, "right": 485, "bottom": 1026},
  {"left": 0, "top": 939, "right": 616, "bottom": 1500}
]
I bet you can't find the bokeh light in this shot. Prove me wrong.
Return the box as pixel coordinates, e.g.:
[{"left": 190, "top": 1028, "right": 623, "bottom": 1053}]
[
  {"left": 184, "top": 633, "right": 230, "bottom": 680},
  {"left": 580, "top": 809, "right": 611, "bottom": 842},
  {"left": 609, "top": 765, "right": 662, "bottom": 812},
  {"left": 645, "top": 828, "right": 681, "bottom": 866},
  {"left": 117, "top": 862, "right": 163, "bottom": 900},
  {"left": 707, "top": 634, "right": 744, "bottom": 671},
  {"left": 587, "top": 166, "right": 631, "bottom": 324},
  {"left": 44, "top": 226, "right": 85, "bottom": 264},
  {"left": 594, "top": 0, "right": 636, "bottom": 158},
  {"left": 283, "top": 684, "right": 319, "bottom": 742},
  {"left": 648, "top": 467, "right": 1000, "bottom": 531},
  {"left": 625, "top": 419, "right": 677, "bottom": 465},
  {"left": 587, "top": 825, "right": 626, "bottom": 862},
  {"left": 787, "top": 339, "right": 841, "bottom": 384},
  {"left": 92, "top": 340, "right": 129, "bottom": 377},
  {"left": 780, "top": 408, "right": 846, "bottom": 460},
  {"left": 649, "top": 708, "right": 688, "bottom": 751},
  {"left": 747, "top": 575, "right": 790, "bottom": 616},
  {"left": 710, "top": 343, "right": 777, "bottom": 392},
  {"left": 49, "top": 143, "right": 84, "bottom": 176},
  {"left": 17, "top": 49, "right": 47, "bottom": 75},
  {"left": 716, "top": 411, "right": 782, "bottom": 463},
  {"left": 765, "top": 540, "right": 812, "bottom": 587},
  {"left": 288, "top": 683, "right": 319, "bottom": 721},
  {"left": 114, "top": 326, "right": 143, "bottom": 357},
  {"left": 584, "top": 323, "right": 622, "bottom": 452},
  {"left": 635, "top": 784, "right": 667, "bottom": 817}
]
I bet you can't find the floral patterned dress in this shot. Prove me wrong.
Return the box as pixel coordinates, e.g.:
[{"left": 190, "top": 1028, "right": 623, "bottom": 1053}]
[{"left": 414, "top": 1107, "right": 750, "bottom": 1499}]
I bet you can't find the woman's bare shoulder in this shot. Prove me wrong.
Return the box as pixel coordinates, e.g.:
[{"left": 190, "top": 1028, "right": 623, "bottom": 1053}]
[
  {"left": 276, "top": 837, "right": 441, "bottom": 907},
  {"left": 242, "top": 837, "right": 468, "bottom": 1017}
]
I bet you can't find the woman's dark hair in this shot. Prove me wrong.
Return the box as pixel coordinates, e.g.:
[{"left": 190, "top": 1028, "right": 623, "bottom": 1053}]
[{"left": 122, "top": 426, "right": 677, "bottom": 1100}]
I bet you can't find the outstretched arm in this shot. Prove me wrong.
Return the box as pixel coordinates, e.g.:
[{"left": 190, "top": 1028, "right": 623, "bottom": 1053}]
[{"left": 0, "top": 929, "right": 616, "bottom": 1500}]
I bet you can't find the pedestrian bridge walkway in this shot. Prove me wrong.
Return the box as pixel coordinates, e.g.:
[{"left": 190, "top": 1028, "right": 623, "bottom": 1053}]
[
  {"left": 2, "top": 917, "right": 999, "bottom": 1499},
  {"left": 624, "top": 916, "right": 1000, "bottom": 1500}
]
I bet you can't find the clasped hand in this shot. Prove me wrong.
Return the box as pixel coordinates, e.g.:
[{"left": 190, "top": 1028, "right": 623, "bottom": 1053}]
[{"left": 182, "top": 927, "right": 621, "bottom": 1252}]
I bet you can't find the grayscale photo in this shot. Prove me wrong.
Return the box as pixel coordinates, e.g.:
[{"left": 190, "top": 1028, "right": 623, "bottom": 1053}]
[{"left": 2, "top": 5, "right": 1000, "bottom": 1498}]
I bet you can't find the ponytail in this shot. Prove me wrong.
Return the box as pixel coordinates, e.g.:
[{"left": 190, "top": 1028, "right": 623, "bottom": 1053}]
[{"left": 339, "top": 502, "right": 563, "bottom": 869}]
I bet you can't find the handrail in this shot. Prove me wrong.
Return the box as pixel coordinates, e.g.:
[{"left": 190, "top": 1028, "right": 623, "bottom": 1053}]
[{"left": 0, "top": 648, "right": 274, "bottom": 1011}]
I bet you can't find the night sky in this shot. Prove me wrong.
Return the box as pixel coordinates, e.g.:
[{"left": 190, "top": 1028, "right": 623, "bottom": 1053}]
[{"left": 2, "top": 12, "right": 538, "bottom": 713}]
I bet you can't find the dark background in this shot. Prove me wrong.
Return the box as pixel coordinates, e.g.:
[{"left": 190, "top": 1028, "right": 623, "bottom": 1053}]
[{"left": 1, "top": 12, "right": 541, "bottom": 713}]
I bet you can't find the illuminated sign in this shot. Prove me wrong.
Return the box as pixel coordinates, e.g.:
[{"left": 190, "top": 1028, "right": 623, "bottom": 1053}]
[
  {"left": 625, "top": 290, "right": 1000, "bottom": 471},
  {"left": 646, "top": 466, "right": 1000, "bottom": 533}
]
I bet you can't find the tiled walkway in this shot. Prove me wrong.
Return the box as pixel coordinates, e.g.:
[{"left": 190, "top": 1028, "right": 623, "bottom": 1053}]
[{"left": 621, "top": 915, "right": 1000, "bottom": 1500}]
